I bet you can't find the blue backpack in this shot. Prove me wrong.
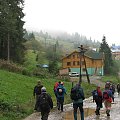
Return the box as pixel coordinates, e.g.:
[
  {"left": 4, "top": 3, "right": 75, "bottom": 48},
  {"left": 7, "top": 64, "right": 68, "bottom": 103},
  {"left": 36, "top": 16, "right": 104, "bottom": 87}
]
[
  {"left": 57, "top": 86, "right": 64, "bottom": 95},
  {"left": 92, "top": 90, "right": 98, "bottom": 100}
]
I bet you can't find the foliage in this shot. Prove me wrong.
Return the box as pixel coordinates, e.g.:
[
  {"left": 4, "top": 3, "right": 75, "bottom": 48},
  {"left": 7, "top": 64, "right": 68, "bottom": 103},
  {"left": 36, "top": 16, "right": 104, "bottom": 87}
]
[
  {"left": 99, "top": 36, "right": 113, "bottom": 74},
  {"left": 48, "top": 60, "right": 59, "bottom": 75},
  {"left": 32, "top": 67, "right": 53, "bottom": 78},
  {"left": 0, "top": 0, "right": 26, "bottom": 63},
  {"left": 23, "top": 50, "right": 37, "bottom": 72},
  {"left": 109, "top": 60, "right": 120, "bottom": 76}
]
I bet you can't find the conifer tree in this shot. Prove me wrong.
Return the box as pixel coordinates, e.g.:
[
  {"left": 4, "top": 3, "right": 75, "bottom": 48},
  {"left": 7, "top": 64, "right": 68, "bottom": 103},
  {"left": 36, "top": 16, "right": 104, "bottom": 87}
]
[
  {"left": 0, "top": 0, "right": 25, "bottom": 63},
  {"left": 99, "top": 36, "right": 113, "bottom": 74}
]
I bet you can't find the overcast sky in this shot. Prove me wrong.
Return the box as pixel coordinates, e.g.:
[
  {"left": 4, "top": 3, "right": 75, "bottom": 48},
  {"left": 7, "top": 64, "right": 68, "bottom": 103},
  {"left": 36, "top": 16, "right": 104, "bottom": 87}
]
[{"left": 23, "top": 0, "right": 120, "bottom": 46}]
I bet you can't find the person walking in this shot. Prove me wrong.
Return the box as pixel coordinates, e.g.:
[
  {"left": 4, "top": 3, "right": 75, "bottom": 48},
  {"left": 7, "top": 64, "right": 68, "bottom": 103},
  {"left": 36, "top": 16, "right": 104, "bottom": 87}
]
[
  {"left": 110, "top": 84, "right": 115, "bottom": 102},
  {"left": 92, "top": 85, "right": 103, "bottom": 115},
  {"left": 36, "top": 87, "right": 53, "bottom": 120},
  {"left": 103, "top": 83, "right": 113, "bottom": 116},
  {"left": 117, "top": 83, "right": 120, "bottom": 95},
  {"left": 56, "top": 82, "right": 66, "bottom": 112},
  {"left": 70, "top": 83, "right": 85, "bottom": 120},
  {"left": 53, "top": 81, "right": 61, "bottom": 107},
  {"left": 33, "top": 80, "right": 43, "bottom": 111}
]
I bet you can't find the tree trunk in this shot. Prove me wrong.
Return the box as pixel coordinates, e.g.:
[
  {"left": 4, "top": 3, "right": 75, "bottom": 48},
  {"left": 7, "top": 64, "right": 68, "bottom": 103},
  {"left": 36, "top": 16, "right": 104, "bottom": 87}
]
[{"left": 7, "top": 33, "right": 10, "bottom": 62}]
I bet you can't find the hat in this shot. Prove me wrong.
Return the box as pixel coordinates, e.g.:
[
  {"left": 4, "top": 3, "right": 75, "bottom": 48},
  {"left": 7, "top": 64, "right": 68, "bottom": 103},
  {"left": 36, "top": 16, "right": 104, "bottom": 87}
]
[
  {"left": 37, "top": 80, "right": 41, "bottom": 84},
  {"left": 41, "top": 87, "right": 46, "bottom": 92}
]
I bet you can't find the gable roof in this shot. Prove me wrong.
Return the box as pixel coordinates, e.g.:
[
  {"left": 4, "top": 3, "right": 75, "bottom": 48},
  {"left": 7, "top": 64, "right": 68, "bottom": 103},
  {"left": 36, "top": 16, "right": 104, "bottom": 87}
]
[
  {"left": 62, "top": 50, "right": 104, "bottom": 60},
  {"left": 85, "top": 50, "right": 104, "bottom": 59}
]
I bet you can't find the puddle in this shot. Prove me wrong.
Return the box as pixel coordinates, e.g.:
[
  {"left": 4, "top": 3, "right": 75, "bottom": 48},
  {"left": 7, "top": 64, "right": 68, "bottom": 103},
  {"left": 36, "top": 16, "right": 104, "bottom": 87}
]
[{"left": 63, "top": 108, "right": 95, "bottom": 120}]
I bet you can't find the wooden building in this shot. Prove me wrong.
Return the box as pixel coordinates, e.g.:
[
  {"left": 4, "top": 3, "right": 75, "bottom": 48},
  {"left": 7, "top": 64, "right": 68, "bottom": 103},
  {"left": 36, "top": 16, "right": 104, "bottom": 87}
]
[{"left": 60, "top": 50, "right": 104, "bottom": 76}]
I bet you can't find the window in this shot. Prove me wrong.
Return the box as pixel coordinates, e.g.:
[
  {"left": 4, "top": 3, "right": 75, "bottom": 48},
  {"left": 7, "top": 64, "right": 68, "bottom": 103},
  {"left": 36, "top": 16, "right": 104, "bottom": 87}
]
[
  {"left": 67, "top": 62, "right": 71, "bottom": 66},
  {"left": 77, "top": 61, "right": 79, "bottom": 65},
  {"left": 73, "top": 61, "right": 75, "bottom": 66}
]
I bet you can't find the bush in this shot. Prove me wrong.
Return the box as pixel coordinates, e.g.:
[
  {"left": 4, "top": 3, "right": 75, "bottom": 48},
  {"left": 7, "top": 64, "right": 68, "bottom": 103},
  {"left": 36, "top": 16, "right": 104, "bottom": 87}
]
[
  {"left": 0, "top": 59, "right": 31, "bottom": 76},
  {"left": 0, "top": 60, "right": 23, "bottom": 73},
  {"left": 33, "top": 68, "right": 54, "bottom": 78}
]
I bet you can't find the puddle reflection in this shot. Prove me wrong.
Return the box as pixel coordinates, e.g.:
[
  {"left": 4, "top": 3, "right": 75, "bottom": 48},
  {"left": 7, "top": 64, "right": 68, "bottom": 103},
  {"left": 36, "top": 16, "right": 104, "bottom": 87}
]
[{"left": 63, "top": 108, "right": 95, "bottom": 120}]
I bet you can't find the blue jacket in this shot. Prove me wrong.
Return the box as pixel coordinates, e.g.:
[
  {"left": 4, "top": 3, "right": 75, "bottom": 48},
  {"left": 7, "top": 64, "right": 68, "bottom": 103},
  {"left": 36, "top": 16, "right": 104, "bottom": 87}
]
[{"left": 56, "top": 84, "right": 66, "bottom": 100}]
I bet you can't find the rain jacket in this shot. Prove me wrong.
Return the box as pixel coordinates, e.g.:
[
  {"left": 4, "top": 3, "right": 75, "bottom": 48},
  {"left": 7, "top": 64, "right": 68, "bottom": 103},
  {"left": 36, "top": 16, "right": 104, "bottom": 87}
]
[{"left": 56, "top": 84, "right": 66, "bottom": 101}]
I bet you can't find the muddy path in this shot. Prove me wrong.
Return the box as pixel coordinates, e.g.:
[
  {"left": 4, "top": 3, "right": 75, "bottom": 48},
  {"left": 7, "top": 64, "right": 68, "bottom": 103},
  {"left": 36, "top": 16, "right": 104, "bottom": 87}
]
[{"left": 24, "top": 92, "right": 120, "bottom": 120}]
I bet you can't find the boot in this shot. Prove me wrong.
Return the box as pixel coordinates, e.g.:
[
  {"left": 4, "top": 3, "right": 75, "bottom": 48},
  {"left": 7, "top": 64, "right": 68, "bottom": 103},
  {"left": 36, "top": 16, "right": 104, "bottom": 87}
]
[
  {"left": 95, "top": 107, "right": 100, "bottom": 115},
  {"left": 81, "top": 112, "right": 84, "bottom": 120},
  {"left": 106, "top": 110, "right": 110, "bottom": 116},
  {"left": 95, "top": 110, "right": 99, "bottom": 115}
]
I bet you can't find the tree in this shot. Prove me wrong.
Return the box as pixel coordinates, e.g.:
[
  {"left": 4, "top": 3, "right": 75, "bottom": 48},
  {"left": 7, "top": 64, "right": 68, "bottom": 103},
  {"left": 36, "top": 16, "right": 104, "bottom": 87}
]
[
  {"left": 28, "top": 32, "right": 35, "bottom": 40},
  {"left": 0, "top": 0, "right": 25, "bottom": 63},
  {"left": 99, "top": 36, "right": 113, "bottom": 74}
]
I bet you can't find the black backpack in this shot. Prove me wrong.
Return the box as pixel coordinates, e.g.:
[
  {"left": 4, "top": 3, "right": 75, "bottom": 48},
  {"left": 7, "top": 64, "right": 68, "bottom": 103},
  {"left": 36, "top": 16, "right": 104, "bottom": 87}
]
[
  {"left": 35, "top": 85, "right": 43, "bottom": 95},
  {"left": 39, "top": 93, "right": 49, "bottom": 111},
  {"left": 70, "top": 87, "right": 81, "bottom": 100}
]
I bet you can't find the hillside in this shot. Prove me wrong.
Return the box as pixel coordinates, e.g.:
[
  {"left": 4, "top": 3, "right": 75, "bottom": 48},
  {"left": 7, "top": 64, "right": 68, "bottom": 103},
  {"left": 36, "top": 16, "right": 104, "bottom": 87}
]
[
  {"left": 0, "top": 69, "right": 97, "bottom": 120},
  {"left": 0, "top": 69, "right": 72, "bottom": 120}
]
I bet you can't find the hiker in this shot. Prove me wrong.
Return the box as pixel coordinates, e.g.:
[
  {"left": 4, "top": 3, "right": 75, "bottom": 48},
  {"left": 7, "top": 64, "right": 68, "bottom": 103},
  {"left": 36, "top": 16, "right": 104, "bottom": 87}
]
[
  {"left": 36, "top": 87, "right": 53, "bottom": 120},
  {"left": 53, "top": 81, "right": 61, "bottom": 107},
  {"left": 110, "top": 84, "right": 115, "bottom": 102},
  {"left": 53, "top": 81, "right": 61, "bottom": 97},
  {"left": 70, "top": 83, "right": 85, "bottom": 120},
  {"left": 92, "top": 85, "right": 103, "bottom": 115},
  {"left": 117, "top": 83, "right": 120, "bottom": 95},
  {"left": 56, "top": 81, "right": 66, "bottom": 112},
  {"left": 103, "top": 82, "right": 113, "bottom": 116},
  {"left": 33, "top": 80, "right": 43, "bottom": 111}
]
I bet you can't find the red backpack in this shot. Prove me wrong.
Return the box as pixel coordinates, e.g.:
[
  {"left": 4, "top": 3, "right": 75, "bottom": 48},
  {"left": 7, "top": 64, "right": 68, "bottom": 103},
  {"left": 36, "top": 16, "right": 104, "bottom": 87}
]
[
  {"left": 103, "top": 91, "right": 109, "bottom": 99},
  {"left": 54, "top": 82, "right": 59, "bottom": 92}
]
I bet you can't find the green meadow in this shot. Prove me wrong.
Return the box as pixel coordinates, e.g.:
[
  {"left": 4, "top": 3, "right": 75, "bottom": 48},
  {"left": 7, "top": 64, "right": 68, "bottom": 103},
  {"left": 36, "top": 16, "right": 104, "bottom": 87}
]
[{"left": 0, "top": 69, "right": 98, "bottom": 120}]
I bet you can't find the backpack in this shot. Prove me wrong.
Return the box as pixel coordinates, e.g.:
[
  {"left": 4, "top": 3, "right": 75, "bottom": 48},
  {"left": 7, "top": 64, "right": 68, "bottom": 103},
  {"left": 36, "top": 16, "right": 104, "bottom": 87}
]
[
  {"left": 103, "top": 91, "right": 109, "bottom": 99},
  {"left": 57, "top": 87, "right": 64, "bottom": 95},
  {"left": 92, "top": 90, "right": 98, "bottom": 100},
  {"left": 54, "top": 82, "right": 59, "bottom": 92},
  {"left": 39, "top": 93, "right": 49, "bottom": 111},
  {"left": 35, "top": 85, "right": 43, "bottom": 95},
  {"left": 70, "top": 87, "right": 81, "bottom": 100}
]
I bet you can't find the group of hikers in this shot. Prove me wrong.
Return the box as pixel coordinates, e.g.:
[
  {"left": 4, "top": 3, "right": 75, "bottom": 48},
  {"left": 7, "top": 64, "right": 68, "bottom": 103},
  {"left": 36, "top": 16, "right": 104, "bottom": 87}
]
[
  {"left": 92, "top": 81, "right": 120, "bottom": 117},
  {"left": 33, "top": 80, "right": 120, "bottom": 120}
]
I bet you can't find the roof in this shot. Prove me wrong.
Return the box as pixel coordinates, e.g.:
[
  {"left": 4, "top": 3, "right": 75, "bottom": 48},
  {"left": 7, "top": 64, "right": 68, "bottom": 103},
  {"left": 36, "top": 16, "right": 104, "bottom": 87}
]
[
  {"left": 62, "top": 50, "right": 104, "bottom": 60},
  {"left": 85, "top": 50, "right": 104, "bottom": 59}
]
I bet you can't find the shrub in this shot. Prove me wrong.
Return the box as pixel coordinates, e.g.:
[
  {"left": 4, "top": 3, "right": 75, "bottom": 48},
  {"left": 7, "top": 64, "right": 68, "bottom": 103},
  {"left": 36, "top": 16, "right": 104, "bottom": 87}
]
[
  {"left": 33, "top": 68, "right": 53, "bottom": 78},
  {"left": 0, "top": 59, "right": 31, "bottom": 76}
]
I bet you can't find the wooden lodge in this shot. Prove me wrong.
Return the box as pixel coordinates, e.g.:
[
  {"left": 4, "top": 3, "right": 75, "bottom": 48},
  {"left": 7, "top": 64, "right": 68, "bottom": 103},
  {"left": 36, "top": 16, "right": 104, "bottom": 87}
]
[{"left": 60, "top": 50, "right": 104, "bottom": 76}]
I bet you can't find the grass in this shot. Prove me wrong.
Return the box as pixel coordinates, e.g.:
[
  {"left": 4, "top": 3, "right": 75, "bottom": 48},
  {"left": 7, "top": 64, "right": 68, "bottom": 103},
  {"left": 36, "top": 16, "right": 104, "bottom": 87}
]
[
  {"left": 0, "top": 69, "right": 97, "bottom": 120},
  {"left": 101, "top": 75, "right": 120, "bottom": 84}
]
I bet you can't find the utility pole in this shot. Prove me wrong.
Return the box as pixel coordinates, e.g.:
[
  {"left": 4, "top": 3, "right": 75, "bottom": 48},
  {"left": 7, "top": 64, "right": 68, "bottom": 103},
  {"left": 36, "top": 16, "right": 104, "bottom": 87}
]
[{"left": 78, "top": 45, "right": 90, "bottom": 84}]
